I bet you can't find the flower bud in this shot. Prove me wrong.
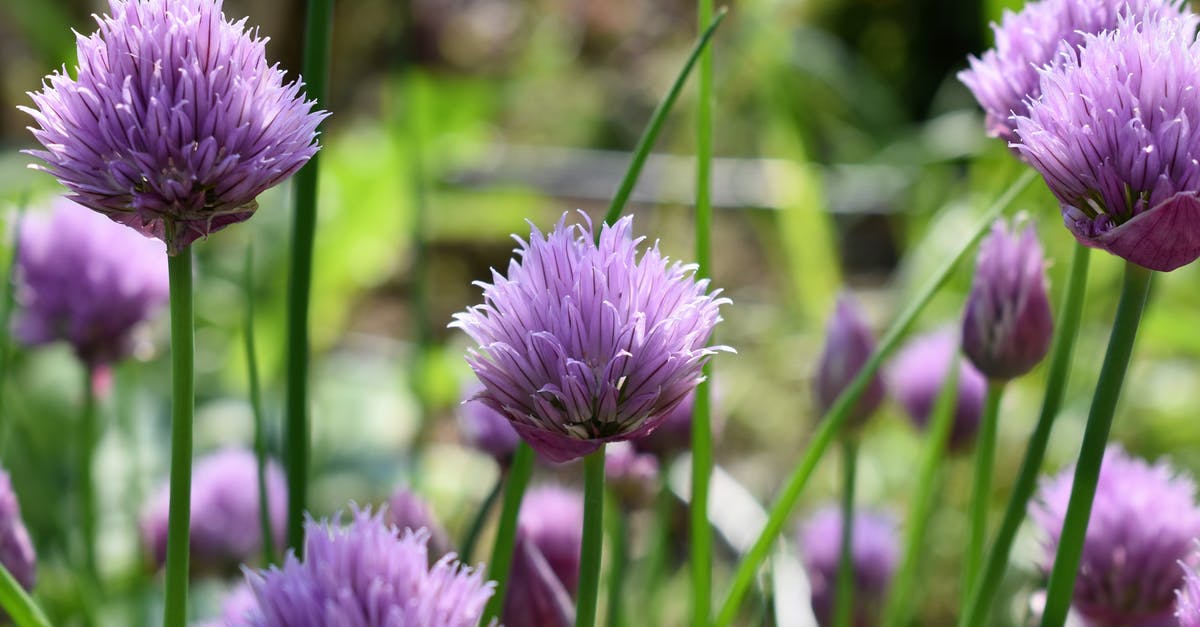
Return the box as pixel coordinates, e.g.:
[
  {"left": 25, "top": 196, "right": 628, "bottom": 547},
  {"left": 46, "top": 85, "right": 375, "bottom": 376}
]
[{"left": 814, "top": 294, "right": 885, "bottom": 426}]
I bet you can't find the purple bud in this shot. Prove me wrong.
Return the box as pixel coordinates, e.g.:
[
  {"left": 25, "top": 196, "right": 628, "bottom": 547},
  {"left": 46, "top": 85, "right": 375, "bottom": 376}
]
[
  {"left": 458, "top": 385, "right": 521, "bottom": 465},
  {"left": 814, "top": 294, "right": 886, "bottom": 426},
  {"left": 236, "top": 508, "right": 494, "bottom": 627},
  {"left": 15, "top": 199, "right": 168, "bottom": 367},
  {"left": 0, "top": 468, "right": 36, "bottom": 596},
  {"left": 798, "top": 506, "right": 898, "bottom": 627},
  {"left": 604, "top": 442, "right": 659, "bottom": 509},
  {"left": 1014, "top": 12, "right": 1200, "bottom": 271},
  {"left": 517, "top": 485, "right": 584, "bottom": 596},
  {"left": 22, "top": 0, "right": 327, "bottom": 254},
  {"left": 1032, "top": 446, "right": 1200, "bottom": 626},
  {"left": 140, "top": 447, "right": 286, "bottom": 574},
  {"left": 503, "top": 537, "right": 576, "bottom": 627},
  {"left": 962, "top": 219, "right": 1054, "bottom": 381},
  {"left": 889, "top": 331, "right": 987, "bottom": 452},
  {"left": 451, "top": 212, "right": 732, "bottom": 463},
  {"left": 385, "top": 487, "right": 453, "bottom": 561}
]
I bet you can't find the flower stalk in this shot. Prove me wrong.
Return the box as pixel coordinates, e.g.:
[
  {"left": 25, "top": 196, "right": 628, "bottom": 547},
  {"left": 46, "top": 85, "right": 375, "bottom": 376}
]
[
  {"left": 244, "top": 245, "right": 275, "bottom": 567},
  {"left": 833, "top": 437, "right": 858, "bottom": 627},
  {"left": 480, "top": 442, "right": 535, "bottom": 625},
  {"left": 576, "top": 446, "right": 607, "bottom": 627},
  {"left": 163, "top": 244, "right": 195, "bottom": 627},
  {"left": 962, "top": 381, "right": 1004, "bottom": 602}
]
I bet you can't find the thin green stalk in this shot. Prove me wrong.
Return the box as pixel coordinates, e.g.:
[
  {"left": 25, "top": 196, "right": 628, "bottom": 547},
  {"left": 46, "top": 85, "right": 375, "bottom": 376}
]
[
  {"left": 244, "top": 245, "right": 276, "bottom": 566},
  {"left": 644, "top": 473, "right": 674, "bottom": 625},
  {"left": 0, "top": 207, "right": 26, "bottom": 438},
  {"left": 80, "top": 364, "right": 97, "bottom": 582},
  {"left": 283, "top": 0, "right": 334, "bottom": 555},
  {"left": 0, "top": 559, "right": 51, "bottom": 627},
  {"left": 601, "top": 8, "right": 727, "bottom": 226},
  {"left": 576, "top": 446, "right": 607, "bottom": 627},
  {"left": 833, "top": 437, "right": 858, "bottom": 627},
  {"left": 163, "top": 247, "right": 195, "bottom": 627},
  {"left": 480, "top": 443, "right": 535, "bottom": 625},
  {"left": 713, "top": 170, "right": 1036, "bottom": 627},
  {"left": 605, "top": 492, "right": 628, "bottom": 627},
  {"left": 962, "top": 381, "right": 1004, "bottom": 604},
  {"left": 461, "top": 472, "right": 504, "bottom": 563},
  {"left": 881, "top": 355, "right": 962, "bottom": 627},
  {"left": 1039, "top": 262, "right": 1153, "bottom": 627},
  {"left": 961, "top": 243, "right": 1091, "bottom": 627}
]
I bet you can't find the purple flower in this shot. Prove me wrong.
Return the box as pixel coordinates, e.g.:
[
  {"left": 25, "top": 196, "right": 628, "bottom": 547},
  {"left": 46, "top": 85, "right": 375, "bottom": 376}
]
[
  {"left": 451, "top": 212, "right": 732, "bottom": 463},
  {"left": 22, "top": 0, "right": 326, "bottom": 254},
  {"left": 197, "top": 582, "right": 256, "bottom": 627},
  {"left": 1014, "top": 13, "right": 1200, "bottom": 272},
  {"left": 0, "top": 468, "right": 36, "bottom": 596},
  {"left": 1032, "top": 446, "right": 1200, "bottom": 626},
  {"left": 235, "top": 508, "right": 494, "bottom": 627},
  {"left": 889, "top": 331, "right": 987, "bottom": 452},
  {"left": 386, "top": 487, "right": 453, "bottom": 561},
  {"left": 962, "top": 218, "right": 1054, "bottom": 381},
  {"left": 517, "top": 485, "right": 584, "bottom": 596},
  {"left": 798, "top": 506, "right": 898, "bottom": 627},
  {"left": 503, "top": 538, "right": 575, "bottom": 627},
  {"left": 959, "top": 0, "right": 1185, "bottom": 143},
  {"left": 457, "top": 385, "right": 521, "bottom": 465},
  {"left": 629, "top": 386, "right": 724, "bottom": 458},
  {"left": 814, "top": 294, "right": 886, "bottom": 426},
  {"left": 15, "top": 199, "right": 168, "bottom": 367},
  {"left": 1179, "top": 555, "right": 1200, "bottom": 627},
  {"left": 140, "top": 447, "right": 286, "bottom": 574},
  {"left": 604, "top": 442, "right": 659, "bottom": 509}
]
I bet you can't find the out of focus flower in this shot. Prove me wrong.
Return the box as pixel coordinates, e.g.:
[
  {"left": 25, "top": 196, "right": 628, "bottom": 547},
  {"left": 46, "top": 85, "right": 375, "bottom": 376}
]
[
  {"left": 197, "top": 582, "right": 256, "bottom": 627},
  {"left": 235, "top": 508, "right": 493, "bottom": 627},
  {"left": 503, "top": 486, "right": 584, "bottom": 627},
  {"left": 386, "top": 487, "right": 452, "bottom": 561},
  {"left": 1015, "top": 13, "right": 1200, "bottom": 272},
  {"left": 452, "top": 212, "right": 731, "bottom": 463},
  {"left": 604, "top": 442, "right": 659, "bottom": 509},
  {"left": 15, "top": 199, "right": 168, "bottom": 367},
  {"left": 1032, "top": 446, "right": 1200, "bottom": 626},
  {"left": 959, "top": 0, "right": 1185, "bottom": 143},
  {"left": 141, "top": 447, "right": 286, "bottom": 574},
  {"left": 1179, "top": 555, "right": 1200, "bottom": 627},
  {"left": 814, "top": 294, "right": 885, "bottom": 426},
  {"left": 22, "top": 0, "right": 326, "bottom": 253},
  {"left": 798, "top": 506, "right": 898, "bottom": 627},
  {"left": 630, "top": 387, "right": 724, "bottom": 458},
  {"left": 458, "top": 385, "right": 521, "bottom": 465},
  {"left": 962, "top": 218, "right": 1054, "bottom": 381},
  {"left": 889, "top": 331, "right": 987, "bottom": 452},
  {"left": 0, "top": 467, "right": 36, "bottom": 596}
]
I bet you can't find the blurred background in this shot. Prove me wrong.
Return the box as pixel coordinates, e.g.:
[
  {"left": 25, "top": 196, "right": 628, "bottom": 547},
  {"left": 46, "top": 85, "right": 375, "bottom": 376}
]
[{"left": 3, "top": 0, "right": 1200, "bottom": 625}]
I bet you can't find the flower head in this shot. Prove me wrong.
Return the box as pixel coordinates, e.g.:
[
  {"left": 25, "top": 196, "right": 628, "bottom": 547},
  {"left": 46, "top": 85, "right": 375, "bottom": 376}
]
[
  {"left": 0, "top": 467, "right": 36, "bottom": 595},
  {"left": 1015, "top": 12, "right": 1200, "bottom": 271},
  {"left": 15, "top": 199, "right": 168, "bottom": 367},
  {"left": 962, "top": 218, "right": 1054, "bottom": 380},
  {"left": 457, "top": 385, "right": 521, "bottom": 465},
  {"left": 22, "top": 0, "right": 326, "bottom": 253},
  {"left": 889, "top": 331, "right": 987, "bottom": 452},
  {"left": 798, "top": 506, "right": 898, "bottom": 627},
  {"left": 959, "top": 0, "right": 1185, "bottom": 143},
  {"left": 140, "top": 447, "right": 286, "bottom": 574},
  {"left": 604, "top": 441, "right": 659, "bottom": 509},
  {"left": 1032, "top": 446, "right": 1200, "bottom": 625},
  {"left": 386, "top": 487, "right": 452, "bottom": 561},
  {"left": 814, "top": 294, "right": 885, "bottom": 426},
  {"left": 235, "top": 508, "right": 494, "bottom": 627},
  {"left": 451, "top": 212, "right": 731, "bottom": 463}
]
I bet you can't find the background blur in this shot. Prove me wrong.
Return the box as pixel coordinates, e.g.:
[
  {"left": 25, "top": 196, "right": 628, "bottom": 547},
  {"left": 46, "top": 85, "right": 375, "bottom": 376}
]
[{"left": 3, "top": 0, "right": 1200, "bottom": 624}]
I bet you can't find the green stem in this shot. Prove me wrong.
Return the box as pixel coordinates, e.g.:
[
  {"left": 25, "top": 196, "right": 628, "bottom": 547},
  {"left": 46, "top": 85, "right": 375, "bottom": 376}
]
[
  {"left": 605, "top": 492, "right": 628, "bottom": 627},
  {"left": 645, "top": 473, "right": 674, "bottom": 625},
  {"left": 1038, "top": 262, "right": 1152, "bottom": 627},
  {"left": 713, "top": 170, "right": 1036, "bottom": 627},
  {"left": 576, "top": 446, "right": 607, "bottom": 627},
  {"left": 881, "top": 355, "right": 962, "bottom": 627},
  {"left": 80, "top": 364, "right": 97, "bottom": 583},
  {"left": 601, "top": 8, "right": 727, "bottom": 227},
  {"left": 162, "top": 247, "right": 194, "bottom": 627},
  {"left": 833, "top": 437, "right": 858, "bottom": 627},
  {"left": 960, "top": 243, "right": 1091, "bottom": 627},
  {"left": 962, "top": 381, "right": 1004, "bottom": 604},
  {"left": 0, "top": 207, "right": 26, "bottom": 443},
  {"left": 284, "top": 0, "right": 334, "bottom": 556},
  {"left": 0, "top": 559, "right": 50, "bottom": 627},
  {"left": 461, "top": 471, "right": 504, "bottom": 563},
  {"left": 244, "top": 245, "right": 276, "bottom": 566},
  {"left": 480, "top": 442, "right": 534, "bottom": 625}
]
